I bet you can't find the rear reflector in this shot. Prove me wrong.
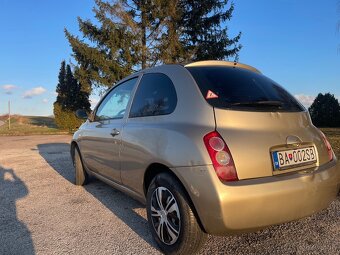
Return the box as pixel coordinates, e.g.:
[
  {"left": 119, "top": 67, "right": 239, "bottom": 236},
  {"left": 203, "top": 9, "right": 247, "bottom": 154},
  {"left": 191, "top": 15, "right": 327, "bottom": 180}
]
[{"left": 203, "top": 131, "right": 238, "bottom": 182}]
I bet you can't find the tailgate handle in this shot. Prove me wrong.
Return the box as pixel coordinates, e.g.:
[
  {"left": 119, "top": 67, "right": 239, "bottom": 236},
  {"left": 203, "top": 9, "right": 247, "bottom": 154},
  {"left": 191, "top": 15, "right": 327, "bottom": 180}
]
[{"left": 286, "top": 135, "right": 302, "bottom": 145}]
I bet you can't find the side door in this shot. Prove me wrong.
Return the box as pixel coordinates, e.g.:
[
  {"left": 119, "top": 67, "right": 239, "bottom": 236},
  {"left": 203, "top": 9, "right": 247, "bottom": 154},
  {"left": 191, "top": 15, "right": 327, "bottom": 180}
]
[
  {"left": 120, "top": 73, "right": 178, "bottom": 192},
  {"left": 80, "top": 77, "right": 138, "bottom": 183}
]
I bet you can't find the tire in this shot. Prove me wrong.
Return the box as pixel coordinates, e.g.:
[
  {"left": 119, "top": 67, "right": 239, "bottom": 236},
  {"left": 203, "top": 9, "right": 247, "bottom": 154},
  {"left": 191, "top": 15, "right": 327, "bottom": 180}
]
[
  {"left": 146, "top": 172, "right": 207, "bottom": 255},
  {"left": 74, "top": 147, "right": 89, "bottom": 186}
]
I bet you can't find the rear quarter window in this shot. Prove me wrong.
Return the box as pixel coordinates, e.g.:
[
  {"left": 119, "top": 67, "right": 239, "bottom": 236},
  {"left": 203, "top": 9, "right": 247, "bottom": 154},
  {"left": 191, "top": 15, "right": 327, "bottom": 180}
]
[
  {"left": 129, "top": 73, "right": 177, "bottom": 118},
  {"left": 186, "top": 66, "right": 304, "bottom": 112}
]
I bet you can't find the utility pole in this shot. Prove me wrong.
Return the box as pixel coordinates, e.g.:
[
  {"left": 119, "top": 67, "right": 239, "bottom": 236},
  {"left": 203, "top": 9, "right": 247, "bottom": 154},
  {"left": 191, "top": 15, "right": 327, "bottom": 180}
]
[{"left": 8, "top": 100, "right": 10, "bottom": 130}]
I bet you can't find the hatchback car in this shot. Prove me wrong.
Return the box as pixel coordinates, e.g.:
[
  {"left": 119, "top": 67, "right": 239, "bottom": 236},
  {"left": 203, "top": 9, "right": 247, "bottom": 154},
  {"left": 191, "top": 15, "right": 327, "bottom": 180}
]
[{"left": 72, "top": 60, "right": 340, "bottom": 255}]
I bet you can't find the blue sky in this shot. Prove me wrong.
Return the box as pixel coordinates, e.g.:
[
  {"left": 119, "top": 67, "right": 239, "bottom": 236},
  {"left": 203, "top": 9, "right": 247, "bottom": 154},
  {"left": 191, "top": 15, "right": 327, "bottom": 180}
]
[{"left": 0, "top": 0, "right": 339, "bottom": 116}]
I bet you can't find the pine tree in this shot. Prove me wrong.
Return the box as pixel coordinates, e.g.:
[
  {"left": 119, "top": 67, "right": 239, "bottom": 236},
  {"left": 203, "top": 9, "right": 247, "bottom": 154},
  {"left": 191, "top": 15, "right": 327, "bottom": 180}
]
[
  {"left": 54, "top": 61, "right": 91, "bottom": 131},
  {"left": 65, "top": 0, "right": 166, "bottom": 91},
  {"left": 178, "top": 0, "right": 242, "bottom": 61},
  {"left": 67, "top": 64, "right": 91, "bottom": 111},
  {"left": 65, "top": 0, "right": 242, "bottom": 92},
  {"left": 56, "top": 61, "right": 67, "bottom": 108},
  {"left": 65, "top": 64, "right": 74, "bottom": 109},
  {"left": 309, "top": 93, "right": 340, "bottom": 127}
]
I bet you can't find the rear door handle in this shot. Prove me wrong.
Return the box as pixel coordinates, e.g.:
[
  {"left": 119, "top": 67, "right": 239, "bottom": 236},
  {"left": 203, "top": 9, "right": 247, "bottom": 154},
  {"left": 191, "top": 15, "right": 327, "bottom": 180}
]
[{"left": 110, "top": 128, "right": 120, "bottom": 137}]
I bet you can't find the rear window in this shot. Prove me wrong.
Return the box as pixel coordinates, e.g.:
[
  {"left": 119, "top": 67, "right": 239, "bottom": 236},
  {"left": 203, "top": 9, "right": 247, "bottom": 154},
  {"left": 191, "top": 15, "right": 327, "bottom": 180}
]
[
  {"left": 186, "top": 66, "right": 304, "bottom": 112},
  {"left": 129, "top": 73, "right": 177, "bottom": 118}
]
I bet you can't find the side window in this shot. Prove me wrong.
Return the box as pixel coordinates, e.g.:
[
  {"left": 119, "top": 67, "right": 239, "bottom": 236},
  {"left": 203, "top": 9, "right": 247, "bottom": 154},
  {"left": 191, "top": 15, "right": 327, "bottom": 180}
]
[
  {"left": 129, "top": 73, "right": 177, "bottom": 118},
  {"left": 95, "top": 78, "right": 137, "bottom": 121}
]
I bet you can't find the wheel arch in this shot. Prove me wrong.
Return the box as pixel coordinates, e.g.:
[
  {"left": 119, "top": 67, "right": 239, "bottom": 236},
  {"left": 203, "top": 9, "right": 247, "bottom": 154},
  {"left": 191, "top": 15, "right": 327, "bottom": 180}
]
[
  {"left": 143, "top": 163, "right": 207, "bottom": 233},
  {"left": 70, "top": 141, "right": 78, "bottom": 163}
]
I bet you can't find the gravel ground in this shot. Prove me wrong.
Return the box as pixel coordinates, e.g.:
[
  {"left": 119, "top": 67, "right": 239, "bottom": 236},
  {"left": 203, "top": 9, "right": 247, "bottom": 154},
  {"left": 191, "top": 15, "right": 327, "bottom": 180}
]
[{"left": 0, "top": 135, "right": 339, "bottom": 255}]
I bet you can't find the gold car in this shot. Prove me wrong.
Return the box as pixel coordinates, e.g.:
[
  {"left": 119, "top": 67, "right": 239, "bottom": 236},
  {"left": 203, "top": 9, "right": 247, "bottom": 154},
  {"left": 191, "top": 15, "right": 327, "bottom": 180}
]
[{"left": 72, "top": 60, "right": 340, "bottom": 254}]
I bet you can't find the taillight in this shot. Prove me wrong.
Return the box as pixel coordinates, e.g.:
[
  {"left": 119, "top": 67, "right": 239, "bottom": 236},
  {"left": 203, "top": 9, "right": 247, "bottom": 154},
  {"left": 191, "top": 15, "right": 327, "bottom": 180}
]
[
  {"left": 203, "top": 131, "right": 238, "bottom": 182},
  {"left": 319, "top": 131, "right": 334, "bottom": 162}
]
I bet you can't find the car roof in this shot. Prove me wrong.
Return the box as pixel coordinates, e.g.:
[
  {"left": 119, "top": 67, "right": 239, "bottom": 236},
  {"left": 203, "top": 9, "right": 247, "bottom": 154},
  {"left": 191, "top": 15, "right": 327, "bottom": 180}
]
[
  {"left": 185, "top": 60, "right": 261, "bottom": 74},
  {"left": 123, "top": 60, "right": 261, "bottom": 82}
]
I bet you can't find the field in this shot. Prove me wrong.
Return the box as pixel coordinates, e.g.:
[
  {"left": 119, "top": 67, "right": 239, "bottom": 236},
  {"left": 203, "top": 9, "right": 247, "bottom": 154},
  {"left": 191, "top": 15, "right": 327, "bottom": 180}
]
[
  {"left": 321, "top": 128, "right": 340, "bottom": 157},
  {"left": 0, "top": 115, "right": 68, "bottom": 135}
]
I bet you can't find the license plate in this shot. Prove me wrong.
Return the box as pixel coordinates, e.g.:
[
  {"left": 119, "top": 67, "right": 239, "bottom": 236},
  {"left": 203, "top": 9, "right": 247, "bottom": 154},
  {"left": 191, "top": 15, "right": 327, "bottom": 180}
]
[{"left": 272, "top": 146, "right": 317, "bottom": 170}]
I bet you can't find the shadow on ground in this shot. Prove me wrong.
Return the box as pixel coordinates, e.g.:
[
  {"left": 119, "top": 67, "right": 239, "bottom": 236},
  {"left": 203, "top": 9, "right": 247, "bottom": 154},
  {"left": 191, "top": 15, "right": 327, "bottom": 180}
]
[
  {"left": 0, "top": 166, "right": 35, "bottom": 255},
  {"left": 37, "top": 143, "right": 157, "bottom": 250}
]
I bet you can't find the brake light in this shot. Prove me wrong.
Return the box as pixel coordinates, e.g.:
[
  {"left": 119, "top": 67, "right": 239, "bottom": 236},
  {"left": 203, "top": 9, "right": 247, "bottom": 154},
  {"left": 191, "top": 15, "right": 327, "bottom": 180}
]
[
  {"left": 203, "top": 131, "right": 238, "bottom": 182},
  {"left": 319, "top": 131, "right": 334, "bottom": 162}
]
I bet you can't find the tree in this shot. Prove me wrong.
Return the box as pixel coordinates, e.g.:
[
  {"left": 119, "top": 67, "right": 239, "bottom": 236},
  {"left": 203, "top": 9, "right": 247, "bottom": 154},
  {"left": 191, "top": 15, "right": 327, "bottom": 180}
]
[
  {"left": 65, "top": 0, "right": 241, "bottom": 92},
  {"left": 54, "top": 61, "right": 91, "bottom": 131},
  {"left": 56, "top": 60, "right": 67, "bottom": 107},
  {"left": 177, "top": 0, "right": 242, "bottom": 61},
  {"left": 308, "top": 93, "right": 340, "bottom": 127},
  {"left": 65, "top": 64, "right": 91, "bottom": 111},
  {"left": 65, "top": 0, "right": 164, "bottom": 91}
]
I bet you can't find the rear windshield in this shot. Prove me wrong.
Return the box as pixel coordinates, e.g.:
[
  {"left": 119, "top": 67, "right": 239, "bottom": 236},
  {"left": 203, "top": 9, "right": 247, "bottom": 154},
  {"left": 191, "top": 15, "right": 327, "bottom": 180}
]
[{"left": 186, "top": 66, "right": 304, "bottom": 112}]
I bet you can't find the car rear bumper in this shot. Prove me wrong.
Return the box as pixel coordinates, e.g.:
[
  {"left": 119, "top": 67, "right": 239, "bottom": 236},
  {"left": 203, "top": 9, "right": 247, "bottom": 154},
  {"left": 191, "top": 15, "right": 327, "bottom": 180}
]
[{"left": 172, "top": 159, "right": 340, "bottom": 235}]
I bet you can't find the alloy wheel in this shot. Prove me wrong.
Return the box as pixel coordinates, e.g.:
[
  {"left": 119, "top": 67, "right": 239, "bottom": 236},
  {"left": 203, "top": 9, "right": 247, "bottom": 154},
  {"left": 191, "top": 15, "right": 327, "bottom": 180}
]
[{"left": 150, "top": 187, "right": 181, "bottom": 245}]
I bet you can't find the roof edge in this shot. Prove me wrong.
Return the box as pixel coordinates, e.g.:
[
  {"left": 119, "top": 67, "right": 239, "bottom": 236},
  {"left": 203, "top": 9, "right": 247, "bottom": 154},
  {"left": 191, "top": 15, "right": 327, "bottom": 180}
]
[{"left": 184, "top": 60, "right": 261, "bottom": 74}]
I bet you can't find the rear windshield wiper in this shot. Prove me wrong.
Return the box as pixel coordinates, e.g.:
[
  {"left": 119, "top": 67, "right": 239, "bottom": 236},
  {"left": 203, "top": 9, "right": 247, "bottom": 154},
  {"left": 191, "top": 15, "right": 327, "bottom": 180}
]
[{"left": 231, "top": 100, "right": 284, "bottom": 107}]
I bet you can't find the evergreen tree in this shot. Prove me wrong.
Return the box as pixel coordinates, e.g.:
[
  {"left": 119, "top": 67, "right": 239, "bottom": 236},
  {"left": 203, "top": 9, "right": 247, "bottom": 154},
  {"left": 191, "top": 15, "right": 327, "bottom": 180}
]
[
  {"left": 308, "top": 93, "right": 340, "bottom": 127},
  {"left": 65, "top": 64, "right": 75, "bottom": 109},
  {"left": 65, "top": 0, "right": 166, "bottom": 91},
  {"left": 65, "top": 0, "right": 241, "bottom": 91},
  {"left": 54, "top": 61, "right": 91, "bottom": 131},
  {"left": 178, "top": 0, "right": 242, "bottom": 61},
  {"left": 56, "top": 61, "right": 67, "bottom": 107}
]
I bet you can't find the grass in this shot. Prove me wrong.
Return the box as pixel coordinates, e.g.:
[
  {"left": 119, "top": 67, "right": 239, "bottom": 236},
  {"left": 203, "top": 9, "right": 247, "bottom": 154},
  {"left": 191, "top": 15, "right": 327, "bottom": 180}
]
[
  {"left": 0, "top": 115, "right": 339, "bottom": 156},
  {"left": 321, "top": 128, "right": 340, "bottom": 158},
  {"left": 0, "top": 115, "right": 69, "bottom": 136}
]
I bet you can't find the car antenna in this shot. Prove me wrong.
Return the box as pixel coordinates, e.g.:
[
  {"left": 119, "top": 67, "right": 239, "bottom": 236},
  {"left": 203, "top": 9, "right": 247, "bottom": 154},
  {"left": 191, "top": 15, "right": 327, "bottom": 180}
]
[{"left": 233, "top": 55, "right": 239, "bottom": 68}]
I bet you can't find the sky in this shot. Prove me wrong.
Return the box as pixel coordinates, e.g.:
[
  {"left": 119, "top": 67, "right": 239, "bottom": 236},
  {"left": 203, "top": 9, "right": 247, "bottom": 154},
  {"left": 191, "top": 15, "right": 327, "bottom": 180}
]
[{"left": 0, "top": 0, "right": 339, "bottom": 116}]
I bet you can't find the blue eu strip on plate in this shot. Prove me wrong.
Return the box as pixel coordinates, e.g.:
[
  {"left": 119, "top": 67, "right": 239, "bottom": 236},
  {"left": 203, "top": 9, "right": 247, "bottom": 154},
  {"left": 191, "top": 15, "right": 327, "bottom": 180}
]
[{"left": 273, "top": 152, "right": 279, "bottom": 169}]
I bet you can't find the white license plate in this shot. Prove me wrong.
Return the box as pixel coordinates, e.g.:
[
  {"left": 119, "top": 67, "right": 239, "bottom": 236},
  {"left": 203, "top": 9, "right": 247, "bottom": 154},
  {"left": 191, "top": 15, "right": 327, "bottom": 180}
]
[{"left": 272, "top": 146, "right": 317, "bottom": 170}]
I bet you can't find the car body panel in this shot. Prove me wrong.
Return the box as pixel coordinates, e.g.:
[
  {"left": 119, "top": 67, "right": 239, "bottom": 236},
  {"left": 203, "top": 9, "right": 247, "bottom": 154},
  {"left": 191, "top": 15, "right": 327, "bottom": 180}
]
[
  {"left": 214, "top": 109, "right": 330, "bottom": 180},
  {"left": 120, "top": 65, "right": 215, "bottom": 195},
  {"left": 172, "top": 159, "right": 340, "bottom": 235},
  {"left": 77, "top": 119, "right": 124, "bottom": 182},
  {"left": 72, "top": 61, "right": 340, "bottom": 236}
]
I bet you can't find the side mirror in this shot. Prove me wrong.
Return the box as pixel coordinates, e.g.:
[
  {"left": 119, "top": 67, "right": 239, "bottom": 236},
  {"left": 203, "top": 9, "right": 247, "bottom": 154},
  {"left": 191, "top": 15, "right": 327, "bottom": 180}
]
[{"left": 75, "top": 109, "right": 88, "bottom": 119}]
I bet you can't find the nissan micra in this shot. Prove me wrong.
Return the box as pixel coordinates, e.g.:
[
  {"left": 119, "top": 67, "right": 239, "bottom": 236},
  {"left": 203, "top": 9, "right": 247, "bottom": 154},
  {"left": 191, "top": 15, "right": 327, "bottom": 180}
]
[{"left": 71, "top": 60, "right": 340, "bottom": 255}]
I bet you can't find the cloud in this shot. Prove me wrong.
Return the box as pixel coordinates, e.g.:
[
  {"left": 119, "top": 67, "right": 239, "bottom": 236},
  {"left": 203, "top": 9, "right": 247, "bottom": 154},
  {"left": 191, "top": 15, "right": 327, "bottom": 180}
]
[
  {"left": 42, "top": 98, "right": 48, "bottom": 103},
  {"left": 2, "top": 84, "right": 17, "bottom": 94},
  {"left": 23, "top": 86, "right": 47, "bottom": 99},
  {"left": 294, "top": 94, "right": 315, "bottom": 107}
]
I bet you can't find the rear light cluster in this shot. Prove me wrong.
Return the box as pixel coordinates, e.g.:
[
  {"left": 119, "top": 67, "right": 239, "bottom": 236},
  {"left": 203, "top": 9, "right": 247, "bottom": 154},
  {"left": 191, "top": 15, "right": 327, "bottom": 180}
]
[
  {"left": 203, "top": 131, "right": 238, "bottom": 182},
  {"left": 319, "top": 131, "right": 334, "bottom": 162}
]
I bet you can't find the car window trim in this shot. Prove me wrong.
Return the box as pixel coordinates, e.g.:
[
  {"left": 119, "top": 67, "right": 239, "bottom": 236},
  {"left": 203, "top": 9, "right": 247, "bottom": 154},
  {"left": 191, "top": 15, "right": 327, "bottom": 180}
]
[
  {"left": 127, "top": 72, "right": 178, "bottom": 119},
  {"left": 91, "top": 76, "right": 140, "bottom": 122}
]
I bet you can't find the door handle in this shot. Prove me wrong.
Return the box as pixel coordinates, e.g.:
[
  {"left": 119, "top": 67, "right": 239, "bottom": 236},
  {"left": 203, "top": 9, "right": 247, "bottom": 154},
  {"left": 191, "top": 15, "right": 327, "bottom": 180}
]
[{"left": 110, "top": 128, "right": 120, "bottom": 137}]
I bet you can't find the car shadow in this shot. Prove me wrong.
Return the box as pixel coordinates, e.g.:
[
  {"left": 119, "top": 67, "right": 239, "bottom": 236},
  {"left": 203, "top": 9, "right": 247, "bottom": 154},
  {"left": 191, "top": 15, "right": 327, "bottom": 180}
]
[
  {"left": 37, "top": 143, "right": 158, "bottom": 250},
  {"left": 0, "top": 166, "right": 35, "bottom": 255}
]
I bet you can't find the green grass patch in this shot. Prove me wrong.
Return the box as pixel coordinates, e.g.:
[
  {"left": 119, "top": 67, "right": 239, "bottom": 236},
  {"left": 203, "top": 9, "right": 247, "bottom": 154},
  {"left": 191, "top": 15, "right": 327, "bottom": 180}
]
[
  {"left": 0, "top": 115, "right": 69, "bottom": 136},
  {"left": 321, "top": 128, "right": 340, "bottom": 158}
]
